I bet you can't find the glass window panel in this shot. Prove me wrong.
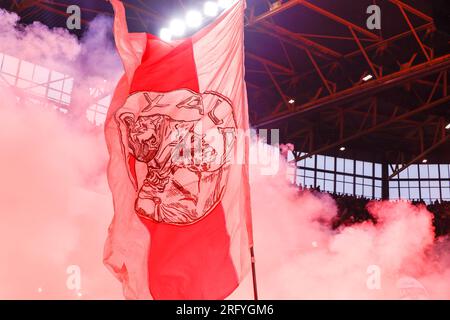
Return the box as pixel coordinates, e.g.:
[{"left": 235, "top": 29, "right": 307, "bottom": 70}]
[
  {"left": 410, "top": 188, "right": 420, "bottom": 200},
  {"left": 47, "top": 89, "right": 62, "bottom": 101},
  {"left": 99, "top": 95, "right": 111, "bottom": 106},
  {"left": 1, "top": 74, "right": 15, "bottom": 85},
  {"left": 430, "top": 181, "right": 439, "bottom": 187},
  {"left": 49, "top": 79, "right": 64, "bottom": 91},
  {"left": 305, "top": 177, "right": 314, "bottom": 187},
  {"left": 409, "top": 180, "right": 419, "bottom": 187},
  {"left": 95, "top": 113, "right": 106, "bottom": 125},
  {"left": 355, "top": 184, "right": 363, "bottom": 196},
  {"left": 441, "top": 180, "right": 450, "bottom": 188},
  {"left": 430, "top": 188, "right": 440, "bottom": 200},
  {"left": 364, "top": 162, "right": 373, "bottom": 176},
  {"left": 2, "top": 54, "right": 19, "bottom": 75},
  {"left": 390, "top": 188, "right": 399, "bottom": 199},
  {"left": 86, "top": 109, "right": 95, "bottom": 122},
  {"left": 345, "top": 175, "right": 353, "bottom": 183},
  {"left": 345, "top": 183, "right": 353, "bottom": 195},
  {"left": 400, "top": 188, "right": 409, "bottom": 199},
  {"left": 287, "top": 151, "right": 295, "bottom": 162},
  {"left": 356, "top": 161, "right": 363, "bottom": 175},
  {"left": 428, "top": 165, "right": 439, "bottom": 178},
  {"left": 336, "top": 174, "right": 344, "bottom": 182},
  {"left": 408, "top": 165, "right": 419, "bottom": 178},
  {"left": 422, "top": 181, "right": 430, "bottom": 187},
  {"left": 19, "top": 60, "right": 34, "bottom": 80},
  {"left": 388, "top": 165, "right": 394, "bottom": 176},
  {"left": 364, "top": 185, "right": 372, "bottom": 198},
  {"left": 364, "top": 178, "right": 372, "bottom": 185},
  {"left": 336, "top": 181, "right": 344, "bottom": 193},
  {"left": 33, "top": 65, "right": 49, "bottom": 83},
  {"left": 442, "top": 186, "right": 450, "bottom": 200},
  {"left": 355, "top": 177, "right": 363, "bottom": 185},
  {"left": 316, "top": 179, "right": 325, "bottom": 190},
  {"left": 63, "top": 78, "right": 73, "bottom": 94},
  {"left": 389, "top": 181, "right": 398, "bottom": 188},
  {"left": 325, "top": 156, "right": 335, "bottom": 171},
  {"left": 399, "top": 168, "right": 408, "bottom": 179},
  {"left": 325, "top": 173, "right": 334, "bottom": 180},
  {"left": 317, "top": 171, "right": 325, "bottom": 179},
  {"left": 375, "top": 188, "right": 381, "bottom": 199},
  {"left": 439, "top": 165, "right": 449, "bottom": 179},
  {"left": 336, "top": 158, "right": 344, "bottom": 172},
  {"left": 61, "top": 94, "right": 71, "bottom": 104},
  {"left": 305, "top": 170, "right": 315, "bottom": 178},
  {"left": 375, "top": 180, "right": 382, "bottom": 187},
  {"left": 316, "top": 155, "right": 325, "bottom": 170},
  {"left": 50, "top": 71, "right": 64, "bottom": 81},
  {"left": 400, "top": 181, "right": 408, "bottom": 188},
  {"left": 325, "top": 180, "right": 334, "bottom": 193},
  {"left": 419, "top": 165, "right": 429, "bottom": 178},
  {"left": 345, "top": 159, "right": 354, "bottom": 174},
  {"left": 305, "top": 156, "right": 315, "bottom": 168},
  {"left": 421, "top": 187, "right": 430, "bottom": 199},
  {"left": 375, "top": 163, "right": 382, "bottom": 177}
]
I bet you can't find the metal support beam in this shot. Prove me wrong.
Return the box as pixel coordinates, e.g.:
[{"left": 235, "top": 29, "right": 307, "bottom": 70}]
[
  {"left": 390, "top": 136, "right": 449, "bottom": 178},
  {"left": 254, "top": 54, "right": 450, "bottom": 127},
  {"left": 295, "top": 95, "right": 450, "bottom": 162}
]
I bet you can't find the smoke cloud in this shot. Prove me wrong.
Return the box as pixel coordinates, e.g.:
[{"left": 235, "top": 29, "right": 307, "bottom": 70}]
[{"left": 0, "top": 8, "right": 448, "bottom": 300}]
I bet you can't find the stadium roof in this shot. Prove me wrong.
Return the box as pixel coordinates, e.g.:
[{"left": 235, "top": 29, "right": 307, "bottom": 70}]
[{"left": 2, "top": 0, "right": 449, "bottom": 171}]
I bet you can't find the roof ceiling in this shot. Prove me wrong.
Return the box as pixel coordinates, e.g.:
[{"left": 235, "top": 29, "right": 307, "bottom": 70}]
[{"left": 2, "top": 0, "right": 449, "bottom": 166}]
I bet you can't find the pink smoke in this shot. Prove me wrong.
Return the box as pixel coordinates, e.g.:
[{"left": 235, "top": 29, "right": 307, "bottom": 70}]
[{"left": 0, "top": 8, "right": 449, "bottom": 300}]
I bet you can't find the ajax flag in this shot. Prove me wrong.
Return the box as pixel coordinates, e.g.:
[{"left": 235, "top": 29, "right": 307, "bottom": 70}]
[{"left": 104, "top": 0, "right": 254, "bottom": 299}]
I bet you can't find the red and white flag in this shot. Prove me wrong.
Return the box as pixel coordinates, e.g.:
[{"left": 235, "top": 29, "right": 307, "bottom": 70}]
[{"left": 104, "top": 0, "right": 253, "bottom": 299}]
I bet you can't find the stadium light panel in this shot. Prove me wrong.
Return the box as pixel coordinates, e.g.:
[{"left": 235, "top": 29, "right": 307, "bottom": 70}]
[
  {"left": 169, "top": 19, "right": 186, "bottom": 37},
  {"left": 204, "top": 1, "right": 219, "bottom": 17},
  {"left": 186, "top": 10, "right": 203, "bottom": 28},
  {"left": 159, "top": 27, "right": 172, "bottom": 42}
]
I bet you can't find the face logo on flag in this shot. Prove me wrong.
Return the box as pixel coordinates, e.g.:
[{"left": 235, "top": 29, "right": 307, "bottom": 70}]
[{"left": 116, "top": 89, "right": 237, "bottom": 225}]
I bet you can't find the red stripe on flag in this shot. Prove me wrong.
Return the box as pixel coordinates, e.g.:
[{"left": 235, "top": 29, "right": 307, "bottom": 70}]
[
  {"left": 106, "top": 0, "right": 250, "bottom": 300},
  {"left": 140, "top": 203, "right": 239, "bottom": 300},
  {"left": 130, "top": 35, "right": 199, "bottom": 94}
]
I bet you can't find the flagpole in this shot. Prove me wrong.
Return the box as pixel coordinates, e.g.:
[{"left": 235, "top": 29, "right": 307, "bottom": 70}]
[{"left": 250, "top": 245, "right": 258, "bottom": 300}]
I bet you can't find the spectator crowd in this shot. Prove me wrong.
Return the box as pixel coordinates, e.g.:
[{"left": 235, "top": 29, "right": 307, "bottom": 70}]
[{"left": 296, "top": 184, "right": 450, "bottom": 237}]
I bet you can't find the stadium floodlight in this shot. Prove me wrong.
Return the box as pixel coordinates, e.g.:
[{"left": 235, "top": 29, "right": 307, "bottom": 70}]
[
  {"left": 204, "top": 1, "right": 219, "bottom": 17},
  {"left": 288, "top": 99, "right": 295, "bottom": 104},
  {"left": 186, "top": 10, "right": 203, "bottom": 28},
  {"left": 169, "top": 19, "right": 186, "bottom": 37},
  {"left": 422, "top": 159, "right": 428, "bottom": 163},
  {"left": 159, "top": 27, "right": 172, "bottom": 42},
  {"left": 218, "top": 0, "right": 234, "bottom": 9},
  {"left": 362, "top": 74, "right": 373, "bottom": 81},
  {"left": 339, "top": 147, "right": 346, "bottom": 151},
  {"left": 445, "top": 123, "right": 450, "bottom": 130}
]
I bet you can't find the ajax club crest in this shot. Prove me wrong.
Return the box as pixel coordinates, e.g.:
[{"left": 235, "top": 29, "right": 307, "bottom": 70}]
[{"left": 116, "top": 89, "right": 237, "bottom": 225}]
